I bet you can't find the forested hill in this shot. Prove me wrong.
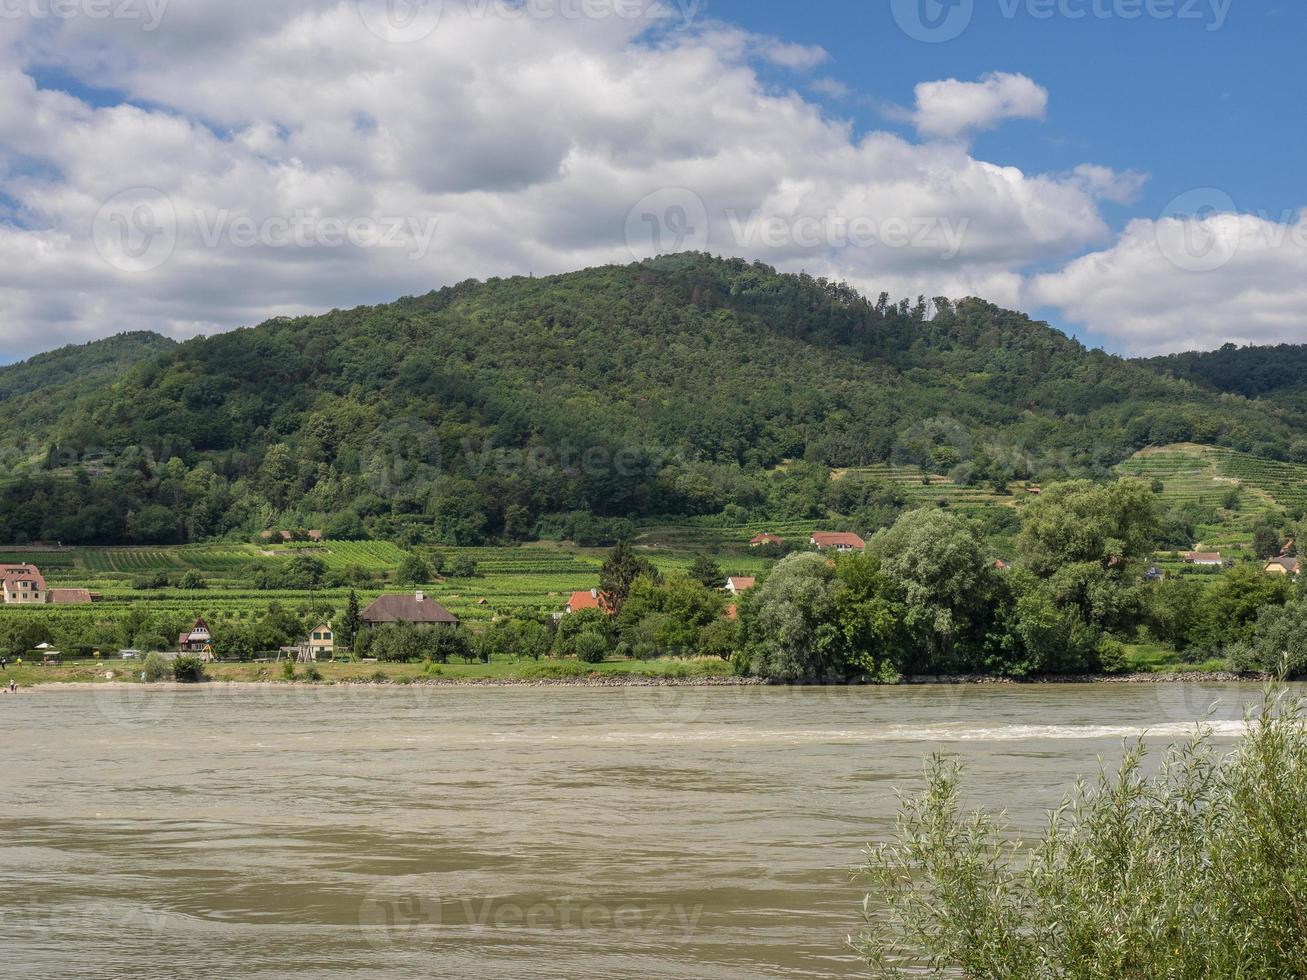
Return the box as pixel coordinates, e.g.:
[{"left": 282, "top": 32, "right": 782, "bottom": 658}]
[
  {"left": 1140, "top": 343, "right": 1307, "bottom": 422},
  {"left": 0, "top": 331, "right": 176, "bottom": 402},
  {"left": 0, "top": 254, "right": 1301, "bottom": 545}
]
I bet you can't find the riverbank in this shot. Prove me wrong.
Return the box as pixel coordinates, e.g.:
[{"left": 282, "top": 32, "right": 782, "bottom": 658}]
[{"left": 12, "top": 665, "right": 1268, "bottom": 691}]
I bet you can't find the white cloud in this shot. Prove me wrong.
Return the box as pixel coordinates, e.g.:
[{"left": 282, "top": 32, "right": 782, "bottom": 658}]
[
  {"left": 0, "top": 7, "right": 1139, "bottom": 357},
  {"left": 911, "top": 72, "right": 1048, "bottom": 140},
  {"left": 1028, "top": 209, "right": 1307, "bottom": 354}
]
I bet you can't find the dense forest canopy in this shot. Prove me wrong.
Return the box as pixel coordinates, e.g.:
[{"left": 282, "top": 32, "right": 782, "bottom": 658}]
[{"left": 0, "top": 253, "right": 1301, "bottom": 546}]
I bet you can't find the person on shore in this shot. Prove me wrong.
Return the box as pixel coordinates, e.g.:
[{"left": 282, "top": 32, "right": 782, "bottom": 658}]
[{"left": 7, "top": 679, "right": 15, "bottom": 693}]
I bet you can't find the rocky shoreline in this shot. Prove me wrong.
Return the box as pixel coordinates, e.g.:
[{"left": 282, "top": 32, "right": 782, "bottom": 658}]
[{"left": 28, "top": 670, "right": 1271, "bottom": 691}]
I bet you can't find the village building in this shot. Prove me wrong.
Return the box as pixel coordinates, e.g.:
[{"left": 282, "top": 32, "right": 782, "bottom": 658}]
[
  {"left": 1, "top": 565, "right": 46, "bottom": 604},
  {"left": 810, "top": 532, "right": 866, "bottom": 554},
  {"left": 308, "top": 623, "right": 335, "bottom": 656},
  {"left": 1181, "top": 552, "right": 1223, "bottom": 566},
  {"left": 49, "top": 589, "right": 99, "bottom": 604},
  {"left": 361, "top": 591, "right": 459, "bottom": 628},
  {"left": 1264, "top": 556, "right": 1300, "bottom": 576},
  {"left": 725, "top": 576, "right": 756, "bottom": 595},
  {"left": 564, "top": 589, "right": 613, "bottom": 616},
  {"left": 748, "top": 533, "right": 784, "bottom": 548},
  {"left": 177, "top": 617, "right": 213, "bottom": 654}
]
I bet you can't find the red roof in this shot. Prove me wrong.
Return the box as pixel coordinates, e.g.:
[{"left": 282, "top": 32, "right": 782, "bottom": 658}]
[
  {"left": 1, "top": 565, "right": 46, "bottom": 592},
  {"left": 49, "top": 589, "right": 93, "bottom": 604},
  {"left": 726, "top": 576, "right": 756, "bottom": 592},
  {"left": 810, "top": 532, "right": 866, "bottom": 551},
  {"left": 566, "top": 590, "right": 613, "bottom": 614},
  {"left": 749, "top": 533, "right": 783, "bottom": 546}
]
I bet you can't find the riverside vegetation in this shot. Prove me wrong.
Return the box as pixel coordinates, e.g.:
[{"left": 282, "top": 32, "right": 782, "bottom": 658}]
[
  {"left": 858, "top": 686, "right": 1307, "bottom": 977},
  {"left": 4, "top": 476, "right": 1307, "bottom": 684}
]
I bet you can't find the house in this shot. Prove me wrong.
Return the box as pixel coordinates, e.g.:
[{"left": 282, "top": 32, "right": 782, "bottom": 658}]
[
  {"left": 308, "top": 623, "right": 335, "bottom": 657},
  {"left": 1182, "top": 552, "right": 1223, "bottom": 566},
  {"left": 725, "top": 576, "right": 756, "bottom": 595},
  {"left": 49, "top": 589, "right": 98, "bottom": 604},
  {"left": 749, "top": 533, "right": 784, "bottom": 548},
  {"left": 1, "top": 565, "right": 46, "bottom": 604},
  {"left": 564, "top": 589, "right": 613, "bottom": 615},
  {"left": 1265, "top": 556, "right": 1300, "bottom": 576},
  {"left": 177, "top": 617, "right": 213, "bottom": 653},
  {"left": 810, "top": 532, "right": 866, "bottom": 553},
  {"left": 361, "top": 590, "right": 459, "bottom": 627}
]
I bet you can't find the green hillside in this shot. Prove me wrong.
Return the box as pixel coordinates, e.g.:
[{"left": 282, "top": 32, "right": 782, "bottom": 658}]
[{"left": 0, "top": 254, "right": 1302, "bottom": 547}]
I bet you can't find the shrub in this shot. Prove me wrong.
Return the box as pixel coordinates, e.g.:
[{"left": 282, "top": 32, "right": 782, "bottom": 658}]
[
  {"left": 856, "top": 688, "right": 1307, "bottom": 977},
  {"left": 574, "top": 630, "right": 609, "bottom": 664},
  {"left": 172, "top": 655, "right": 206, "bottom": 683},
  {"left": 301, "top": 664, "right": 322, "bottom": 682},
  {"left": 281, "top": 660, "right": 296, "bottom": 681},
  {"left": 140, "top": 653, "right": 172, "bottom": 682}
]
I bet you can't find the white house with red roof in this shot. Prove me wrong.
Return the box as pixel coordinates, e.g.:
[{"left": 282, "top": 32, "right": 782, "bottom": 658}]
[
  {"left": 810, "top": 532, "right": 866, "bottom": 554},
  {"left": 2, "top": 565, "right": 47, "bottom": 604},
  {"left": 178, "top": 617, "right": 213, "bottom": 653}
]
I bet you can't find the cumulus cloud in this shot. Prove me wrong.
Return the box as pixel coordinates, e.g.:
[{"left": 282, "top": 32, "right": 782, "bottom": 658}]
[
  {"left": 0, "top": 6, "right": 1139, "bottom": 357},
  {"left": 1028, "top": 209, "right": 1307, "bottom": 354},
  {"left": 911, "top": 72, "right": 1049, "bottom": 140}
]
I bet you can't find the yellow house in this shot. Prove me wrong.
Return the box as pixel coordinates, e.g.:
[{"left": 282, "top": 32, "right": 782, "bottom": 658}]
[
  {"left": 2, "top": 565, "right": 46, "bottom": 604},
  {"left": 308, "top": 623, "right": 335, "bottom": 658},
  {"left": 1264, "top": 557, "right": 1300, "bottom": 576}
]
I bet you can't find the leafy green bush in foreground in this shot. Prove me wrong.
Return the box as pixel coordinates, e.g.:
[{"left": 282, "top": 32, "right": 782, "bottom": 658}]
[{"left": 857, "top": 688, "right": 1307, "bottom": 978}]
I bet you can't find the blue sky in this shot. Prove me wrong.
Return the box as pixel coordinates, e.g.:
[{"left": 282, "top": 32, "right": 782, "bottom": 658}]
[{"left": 1, "top": 0, "right": 1304, "bottom": 363}]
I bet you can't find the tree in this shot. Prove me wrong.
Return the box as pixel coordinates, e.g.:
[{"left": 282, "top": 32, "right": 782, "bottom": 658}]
[
  {"left": 867, "top": 509, "right": 996, "bottom": 671},
  {"left": 740, "top": 552, "right": 841, "bottom": 683},
  {"left": 284, "top": 553, "right": 327, "bottom": 590},
  {"left": 178, "top": 569, "right": 206, "bottom": 590},
  {"left": 574, "top": 631, "right": 609, "bottom": 663},
  {"left": 1253, "top": 521, "right": 1283, "bottom": 560},
  {"left": 338, "top": 590, "right": 363, "bottom": 653},
  {"left": 856, "top": 691, "right": 1307, "bottom": 977},
  {"left": 599, "top": 540, "right": 660, "bottom": 615},
  {"left": 689, "top": 554, "right": 723, "bottom": 590},
  {"left": 395, "top": 553, "right": 432, "bottom": 586}
]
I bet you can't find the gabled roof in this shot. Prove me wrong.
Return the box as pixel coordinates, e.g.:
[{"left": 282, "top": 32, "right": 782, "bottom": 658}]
[
  {"left": 1, "top": 565, "right": 46, "bottom": 590},
  {"left": 361, "top": 593, "right": 459, "bottom": 624},
  {"left": 726, "top": 576, "right": 756, "bottom": 591},
  {"left": 811, "top": 532, "right": 866, "bottom": 550},
  {"left": 1266, "top": 556, "right": 1300, "bottom": 572},
  {"left": 1182, "top": 552, "right": 1223, "bottom": 562},
  {"left": 749, "top": 533, "right": 783, "bottom": 545},
  {"left": 566, "top": 590, "right": 613, "bottom": 614},
  {"left": 49, "top": 589, "right": 93, "bottom": 604}
]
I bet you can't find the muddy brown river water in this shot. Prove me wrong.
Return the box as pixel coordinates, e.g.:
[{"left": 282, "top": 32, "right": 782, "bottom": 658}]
[{"left": 0, "top": 682, "right": 1277, "bottom": 978}]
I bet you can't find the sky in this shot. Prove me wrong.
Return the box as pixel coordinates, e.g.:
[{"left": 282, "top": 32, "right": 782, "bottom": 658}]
[{"left": 0, "top": 0, "right": 1304, "bottom": 363}]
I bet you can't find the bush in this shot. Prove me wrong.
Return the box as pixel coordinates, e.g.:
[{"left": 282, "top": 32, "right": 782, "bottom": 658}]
[
  {"left": 574, "top": 630, "right": 609, "bottom": 664},
  {"left": 301, "top": 664, "right": 323, "bottom": 682},
  {"left": 172, "top": 655, "right": 206, "bottom": 683},
  {"left": 140, "top": 653, "right": 172, "bottom": 682},
  {"left": 856, "top": 688, "right": 1307, "bottom": 977}
]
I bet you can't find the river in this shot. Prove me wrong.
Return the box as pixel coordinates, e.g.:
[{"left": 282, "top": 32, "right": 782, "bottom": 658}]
[{"left": 0, "top": 681, "right": 1276, "bottom": 979}]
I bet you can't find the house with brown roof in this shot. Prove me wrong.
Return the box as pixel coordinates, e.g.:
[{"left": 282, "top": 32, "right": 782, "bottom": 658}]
[
  {"left": 810, "top": 532, "right": 866, "bottom": 554},
  {"left": 1182, "top": 552, "right": 1223, "bottom": 566},
  {"left": 749, "top": 533, "right": 784, "bottom": 548},
  {"left": 177, "top": 617, "right": 213, "bottom": 653},
  {"left": 725, "top": 576, "right": 756, "bottom": 595},
  {"left": 1265, "top": 556, "right": 1300, "bottom": 576},
  {"left": 2, "top": 565, "right": 46, "bottom": 604},
  {"left": 49, "top": 589, "right": 98, "bottom": 604},
  {"left": 361, "top": 591, "right": 459, "bottom": 627},
  {"left": 564, "top": 589, "right": 613, "bottom": 615}
]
